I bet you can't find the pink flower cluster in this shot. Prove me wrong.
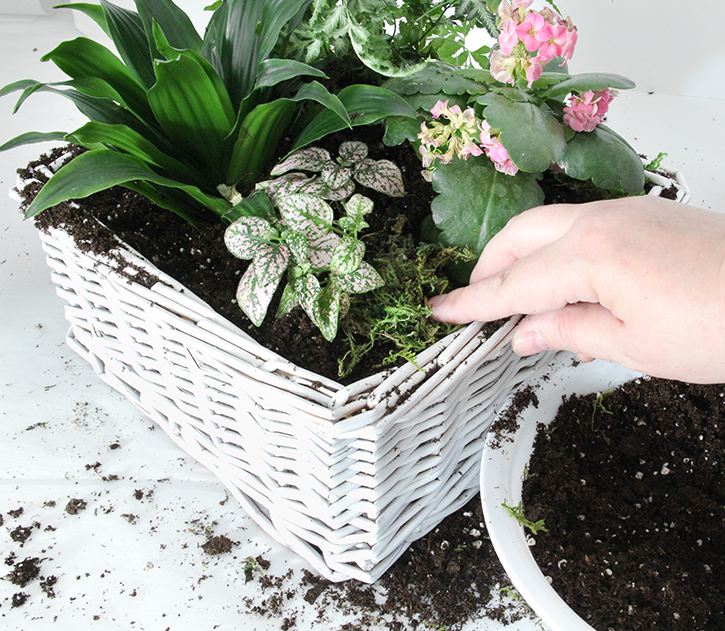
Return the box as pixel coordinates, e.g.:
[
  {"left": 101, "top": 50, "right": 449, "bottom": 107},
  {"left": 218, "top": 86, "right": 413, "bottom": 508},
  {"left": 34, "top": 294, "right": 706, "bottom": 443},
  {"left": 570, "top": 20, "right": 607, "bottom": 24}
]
[
  {"left": 563, "top": 88, "right": 616, "bottom": 132},
  {"left": 418, "top": 100, "right": 518, "bottom": 178},
  {"left": 491, "top": 0, "right": 577, "bottom": 87}
]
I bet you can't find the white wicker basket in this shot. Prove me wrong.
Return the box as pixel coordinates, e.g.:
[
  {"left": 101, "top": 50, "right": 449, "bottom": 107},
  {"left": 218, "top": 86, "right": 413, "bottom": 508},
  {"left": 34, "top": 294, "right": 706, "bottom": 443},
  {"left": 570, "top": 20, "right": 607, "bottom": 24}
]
[{"left": 16, "top": 158, "right": 688, "bottom": 583}]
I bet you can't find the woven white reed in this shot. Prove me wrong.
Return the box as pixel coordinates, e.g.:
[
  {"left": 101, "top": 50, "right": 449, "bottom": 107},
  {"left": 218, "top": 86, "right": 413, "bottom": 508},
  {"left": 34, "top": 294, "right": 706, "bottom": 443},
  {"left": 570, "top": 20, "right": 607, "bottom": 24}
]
[{"left": 20, "top": 159, "right": 689, "bottom": 583}]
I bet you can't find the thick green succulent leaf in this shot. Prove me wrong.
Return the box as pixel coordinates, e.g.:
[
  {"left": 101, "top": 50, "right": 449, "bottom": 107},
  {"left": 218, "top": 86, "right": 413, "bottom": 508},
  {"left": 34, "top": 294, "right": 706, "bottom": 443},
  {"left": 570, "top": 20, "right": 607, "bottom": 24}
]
[
  {"left": 55, "top": 3, "right": 111, "bottom": 38},
  {"left": 353, "top": 159, "right": 405, "bottom": 197},
  {"left": 545, "top": 73, "right": 636, "bottom": 100},
  {"left": 0, "top": 131, "right": 69, "bottom": 152},
  {"left": 430, "top": 155, "right": 545, "bottom": 257},
  {"left": 236, "top": 264, "right": 284, "bottom": 327},
  {"left": 277, "top": 194, "right": 334, "bottom": 240},
  {"left": 255, "top": 58, "right": 328, "bottom": 90},
  {"left": 135, "top": 0, "right": 202, "bottom": 53},
  {"left": 270, "top": 147, "right": 332, "bottom": 176},
  {"left": 478, "top": 92, "right": 566, "bottom": 173},
  {"left": 201, "top": 0, "right": 311, "bottom": 108},
  {"left": 224, "top": 216, "right": 279, "bottom": 260},
  {"left": 25, "top": 149, "right": 229, "bottom": 219},
  {"left": 291, "top": 85, "right": 417, "bottom": 152},
  {"left": 559, "top": 125, "right": 645, "bottom": 194},
  {"left": 67, "top": 121, "right": 201, "bottom": 185},
  {"left": 148, "top": 52, "right": 235, "bottom": 179},
  {"left": 100, "top": 0, "right": 155, "bottom": 88},
  {"left": 41, "top": 37, "right": 153, "bottom": 120},
  {"left": 382, "top": 63, "right": 492, "bottom": 96}
]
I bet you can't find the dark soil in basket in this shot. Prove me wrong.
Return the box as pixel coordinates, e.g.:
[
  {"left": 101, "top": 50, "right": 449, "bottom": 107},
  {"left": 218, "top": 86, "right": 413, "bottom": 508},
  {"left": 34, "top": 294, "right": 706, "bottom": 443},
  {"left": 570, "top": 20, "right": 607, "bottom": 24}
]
[{"left": 521, "top": 376, "right": 725, "bottom": 630}]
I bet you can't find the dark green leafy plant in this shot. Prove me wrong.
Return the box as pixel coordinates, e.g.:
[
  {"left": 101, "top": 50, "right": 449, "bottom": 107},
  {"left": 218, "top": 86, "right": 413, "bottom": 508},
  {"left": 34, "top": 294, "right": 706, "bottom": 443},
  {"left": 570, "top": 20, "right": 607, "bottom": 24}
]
[{"left": 0, "top": 0, "right": 415, "bottom": 223}]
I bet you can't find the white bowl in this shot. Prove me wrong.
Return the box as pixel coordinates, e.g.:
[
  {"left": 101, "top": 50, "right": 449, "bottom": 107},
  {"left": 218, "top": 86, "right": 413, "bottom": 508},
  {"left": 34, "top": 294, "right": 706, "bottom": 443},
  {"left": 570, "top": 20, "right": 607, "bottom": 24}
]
[{"left": 480, "top": 358, "right": 639, "bottom": 631}]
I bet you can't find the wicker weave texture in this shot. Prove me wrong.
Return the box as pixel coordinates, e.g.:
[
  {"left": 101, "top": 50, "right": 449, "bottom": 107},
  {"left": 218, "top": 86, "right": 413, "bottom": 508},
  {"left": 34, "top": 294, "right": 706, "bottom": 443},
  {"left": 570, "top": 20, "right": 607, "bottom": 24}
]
[{"left": 37, "top": 224, "right": 554, "bottom": 582}]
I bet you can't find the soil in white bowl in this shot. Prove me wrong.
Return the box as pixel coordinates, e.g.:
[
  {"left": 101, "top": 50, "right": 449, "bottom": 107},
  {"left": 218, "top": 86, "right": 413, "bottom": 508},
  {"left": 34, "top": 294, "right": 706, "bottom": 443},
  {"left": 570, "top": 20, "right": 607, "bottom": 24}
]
[{"left": 522, "top": 375, "right": 725, "bottom": 630}]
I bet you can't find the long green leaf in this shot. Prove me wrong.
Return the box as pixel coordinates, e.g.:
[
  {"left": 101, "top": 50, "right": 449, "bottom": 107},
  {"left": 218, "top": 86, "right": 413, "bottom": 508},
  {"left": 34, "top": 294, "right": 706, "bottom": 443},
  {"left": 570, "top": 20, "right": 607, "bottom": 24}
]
[
  {"left": 255, "top": 58, "right": 328, "bottom": 90},
  {"left": 225, "top": 99, "right": 296, "bottom": 188},
  {"left": 135, "top": 0, "right": 202, "bottom": 53},
  {"left": 100, "top": 0, "right": 155, "bottom": 88},
  {"left": 26, "top": 150, "right": 229, "bottom": 218},
  {"left": 148, "top": 53, "right": 235, "bottom": 180},
  {"left": 201, "top": 0, "right": 311, "bottom": 108},
  {"left": 545, "top": 73, "right": 636, "bottom": 100},
  {"left": 290, "top": 84, "right": 417, "bottom": 151},
  {"left": 41, "top": 37, "right": 153, "bottom": 121},
  {"left": 0, "top": 131, "right": 69, "bottom": 153},
  {"left": 54, "top": 3, "right": 111, "bottom": 38},
  {"left": 66, "top": 122, "right": 202, "bottom": 186}
]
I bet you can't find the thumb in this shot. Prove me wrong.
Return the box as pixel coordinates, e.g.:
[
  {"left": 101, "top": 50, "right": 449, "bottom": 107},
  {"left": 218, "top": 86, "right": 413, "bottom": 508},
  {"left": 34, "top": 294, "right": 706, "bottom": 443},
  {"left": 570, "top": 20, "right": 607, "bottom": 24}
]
[{"left": 511, "top": 303, "right": 626, "bottom": 364}]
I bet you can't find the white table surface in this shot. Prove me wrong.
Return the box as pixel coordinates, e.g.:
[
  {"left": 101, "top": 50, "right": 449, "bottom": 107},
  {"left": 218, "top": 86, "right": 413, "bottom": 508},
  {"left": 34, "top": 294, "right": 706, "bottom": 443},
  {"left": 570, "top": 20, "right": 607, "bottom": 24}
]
[{"left": 1, "top": 8, "right": 723, "bottom": 631}]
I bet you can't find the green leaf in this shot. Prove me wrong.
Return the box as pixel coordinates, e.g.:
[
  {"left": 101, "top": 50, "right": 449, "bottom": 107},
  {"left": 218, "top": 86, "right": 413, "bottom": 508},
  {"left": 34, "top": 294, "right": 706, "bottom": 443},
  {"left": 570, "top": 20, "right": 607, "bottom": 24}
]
[
  {"left": 66, "top": 121, "right": 201, "bottom": 185},
  {"left": 135, "top": 0, "right": 203, "bottom": 53},
  {"left": 148, "top": 52, "right": 235, "bottom": 179},
  {"left": 430, "top": 155, "right": 545, "bottom": 257},
  {"left": 353, "top": 159, "right": 405, "bottom": 197},
  {"left": 277, "top": 194, "right": 333, "bottom": 240},
  {"left": 252, "top": 243, "right": 292, "bottom": 286},
  {"left": 559, "top": 125, "right": 645, "bottom": 194},
  {"left": 545, "top": 73, "right": 636, "bottom": 100},
  {"left": 25, "top": 149, "right": 229, "bottom": 219},
  {"left": 291, "top": 85, "right": 417, "bottom": 152},
  {"left": 225, "top": 99, "right": 296, "bottom": 189},
  {"left": 201, "top": 0, "right": 310, "bottom": 108},
  {"left": 235, "top": 264, "right": 284, "bottom": 326},
  {"left": 100, "top": 0, "right": 156, "bottom": 88},
  {"left": 382, "top": 63, "right": 491, "bottom": 97},
  {"left": 223, "top": 190, "right": 276, "bottom": 223},
  {"left": 334, "top": 261, "right": 384, "bottom": 294},
  {"left": 479, "top": 92, "right": 566, "bottom": 173},
  {"left": 0, "top": 131, "right": 69, "bottom": 153},
  {"left": 225, "top": 216, "right": 279, "bottom": 260},
  {"left": 54, "top": 3, "right": 111, "bottom": 38},
  {"left": 270, "top": 147, "right": 332, "bottom": 176},
  {"left": 330, "top": 236, "right": 364, "bottom": 275},
  {"left": 41, "top": 37, "right": 153, "bottom": 120},
  {"left": 255, "top": 59, "right": 328, "bottom": 90}
]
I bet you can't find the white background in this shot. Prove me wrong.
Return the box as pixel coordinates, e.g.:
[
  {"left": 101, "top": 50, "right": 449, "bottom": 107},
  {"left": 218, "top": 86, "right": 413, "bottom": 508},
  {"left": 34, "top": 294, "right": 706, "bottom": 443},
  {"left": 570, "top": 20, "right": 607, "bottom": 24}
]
[{"left": 0, "top": 2, "right": 723, "bottom": 630}]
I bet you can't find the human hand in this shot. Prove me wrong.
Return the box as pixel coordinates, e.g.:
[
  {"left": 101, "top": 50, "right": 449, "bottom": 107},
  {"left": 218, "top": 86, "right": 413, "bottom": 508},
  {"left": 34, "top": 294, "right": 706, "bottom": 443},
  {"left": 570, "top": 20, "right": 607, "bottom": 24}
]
[{"left": 429, "top": 196, "right": 725, "bottom": 383}]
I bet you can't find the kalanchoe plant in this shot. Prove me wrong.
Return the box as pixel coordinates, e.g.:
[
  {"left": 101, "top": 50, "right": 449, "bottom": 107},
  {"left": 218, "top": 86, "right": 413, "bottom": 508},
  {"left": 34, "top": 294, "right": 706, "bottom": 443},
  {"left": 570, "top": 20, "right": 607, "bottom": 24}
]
[
  {"left": 256, "top": 140, "right": 405, "bottom": 201},
  {"left": 224, "top": 191, "right": 383, "bottom": 341},
  {"left": 0, "top": 0, "right": 416, "bottom": 223},
  {"left": 383, "top": 0, "right": 646, "bottom": 277}
]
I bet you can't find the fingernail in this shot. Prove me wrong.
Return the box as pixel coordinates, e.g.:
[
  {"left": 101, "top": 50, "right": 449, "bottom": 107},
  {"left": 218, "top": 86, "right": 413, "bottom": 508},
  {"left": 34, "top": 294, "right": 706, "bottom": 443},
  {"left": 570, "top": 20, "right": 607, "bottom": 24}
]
[
  {"left": 427, "top": 295, "right": 445, "bottom": 309},
  {"left": 512, "top": 329, "right": 550, "bottom": 356}
]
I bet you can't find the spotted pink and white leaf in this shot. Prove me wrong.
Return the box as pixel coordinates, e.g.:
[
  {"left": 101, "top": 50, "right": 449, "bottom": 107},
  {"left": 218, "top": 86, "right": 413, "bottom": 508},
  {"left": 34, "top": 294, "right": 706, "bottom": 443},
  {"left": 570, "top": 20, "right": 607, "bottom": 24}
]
[
  {"left": 330, "top": 236, "right": 364, "bottom": 275},
  {"left": 235, "top": 265, "right": 284, "bottom": 327},
  {"left": 252, "top": 243, "right": 290, "bottom": 286},
  {"left": 225, "top": 216, "right": 278, "bottom": 260},
  {"left": 320, "top": 180, "right": 356, "bottom": 201},
  {"left": 316, "top": 284, "right": 342, "bottom": 342},
  {"left": 338, "top": 140, "right": 368, "bottom": 165},
  {"left": 334, "top": 261, "right": 384, "bottom": 294},
  {"left": 295, "top": 273, "right": 323, "bottom": 327},
  {"left": 343, "top": 194, "right": 374, "bottom": 222},
  {"left": 270, "top": 147, "right": 332, "bottom": 176},
  {"left": 276, "top": 281, "right": 298, "bottom": 318},
  {"left": 320, "top": 163, "right": 353, "bottom": 189},
  {"left": 353, "top": 158, "right": 405, "bottom": 197},
  {"left": 277, "top": 194, "right": 334, "bottom": 240},
  {"left": 308, "top": 232, "right": 340, "bottom": 269},
  {"left": 285, "top": 231, "right": 309, "bottom": 265},
  {"left": 255, "top": 172, "right": 314, "bottom": 204}
]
